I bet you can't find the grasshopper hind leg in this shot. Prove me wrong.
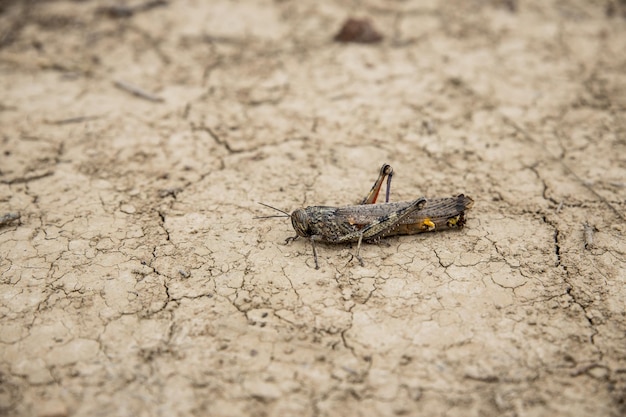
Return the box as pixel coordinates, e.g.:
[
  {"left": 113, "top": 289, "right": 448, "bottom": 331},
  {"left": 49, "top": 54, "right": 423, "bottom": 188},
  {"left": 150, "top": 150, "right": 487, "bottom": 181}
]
[
  {"left": 361, "top": 164, "right": 394, "bottom": 205},
  {"left": 337, "top": 197, "right": 427, "bottom": 266}
]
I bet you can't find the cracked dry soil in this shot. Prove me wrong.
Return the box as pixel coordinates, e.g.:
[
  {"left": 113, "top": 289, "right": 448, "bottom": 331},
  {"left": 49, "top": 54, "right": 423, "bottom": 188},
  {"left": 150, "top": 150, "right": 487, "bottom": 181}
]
[{"left": 1, "top": 1, "right": 625, "bottom": 416}]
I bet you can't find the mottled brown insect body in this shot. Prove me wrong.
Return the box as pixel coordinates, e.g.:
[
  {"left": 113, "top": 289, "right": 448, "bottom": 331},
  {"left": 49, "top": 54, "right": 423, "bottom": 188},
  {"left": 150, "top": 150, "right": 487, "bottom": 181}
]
[
  {"left": 291, "top": 196, "right": 472, "bottom": 243},
  {"left": 259, "top": 164, "right": 473, "bottom": 268}
]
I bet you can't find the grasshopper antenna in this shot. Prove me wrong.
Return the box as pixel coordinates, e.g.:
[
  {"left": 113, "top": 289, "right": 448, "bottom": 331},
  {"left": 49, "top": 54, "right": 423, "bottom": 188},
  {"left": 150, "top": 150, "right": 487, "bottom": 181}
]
[{"left": 254, "top": 202, "right": 291, "bottom": 219}]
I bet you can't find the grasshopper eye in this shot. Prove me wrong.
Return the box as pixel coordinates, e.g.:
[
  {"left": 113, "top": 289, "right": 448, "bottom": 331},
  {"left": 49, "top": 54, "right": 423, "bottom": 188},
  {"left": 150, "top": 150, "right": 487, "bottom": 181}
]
[{"left": 291, "top": 209, "right": 311, "bottom": 237}]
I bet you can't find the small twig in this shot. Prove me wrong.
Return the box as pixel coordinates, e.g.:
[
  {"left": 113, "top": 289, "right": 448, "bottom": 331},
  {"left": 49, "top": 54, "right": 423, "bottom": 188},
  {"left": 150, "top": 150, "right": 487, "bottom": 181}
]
[
  {"left": 46, "top": 115, "right": 102, "bottom": 125},
  {"left": 96, "top": 1, "right": 168, "bottom": 18},
  {"left": 556, "top": 201, "right": 564, "bottom": 213},
  {"left": 0, "top": 212, "right": 20, "bottom": 227},
  {"left": 1, "top": 171, "right": 54, "bottom": 185},
  {"left": 113, "top": 80, "right": 164, "bottom": 102}
]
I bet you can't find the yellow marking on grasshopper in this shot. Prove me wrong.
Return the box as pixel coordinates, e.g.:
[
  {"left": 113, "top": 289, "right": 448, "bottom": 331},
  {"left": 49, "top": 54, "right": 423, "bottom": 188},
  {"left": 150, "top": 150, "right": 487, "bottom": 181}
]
[
  {"left": 447, "top": 215, "right": 461, "bottom": 227},
  {"left": 422, "top": 218, "right": 435, "bottom": 231}
]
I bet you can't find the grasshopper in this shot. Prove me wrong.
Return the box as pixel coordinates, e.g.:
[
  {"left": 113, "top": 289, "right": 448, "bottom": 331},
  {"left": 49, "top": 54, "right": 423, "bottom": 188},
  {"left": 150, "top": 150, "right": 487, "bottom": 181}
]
[{"left": 258, "top": 164, "right": 474, "bottom": 269}]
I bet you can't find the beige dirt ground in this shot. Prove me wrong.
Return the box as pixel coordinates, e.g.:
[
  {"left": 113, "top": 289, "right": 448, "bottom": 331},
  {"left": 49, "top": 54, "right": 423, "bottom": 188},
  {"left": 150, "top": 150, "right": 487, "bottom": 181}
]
[{"left": 1, "top": 1, "right": 625, "bottom": 416}]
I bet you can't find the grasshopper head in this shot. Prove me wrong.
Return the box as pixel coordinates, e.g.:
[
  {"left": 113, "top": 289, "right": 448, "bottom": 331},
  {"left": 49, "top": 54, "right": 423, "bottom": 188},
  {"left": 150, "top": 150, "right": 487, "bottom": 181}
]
[{"left": 291, "top": 208, "right": 312, "bottom": 237}]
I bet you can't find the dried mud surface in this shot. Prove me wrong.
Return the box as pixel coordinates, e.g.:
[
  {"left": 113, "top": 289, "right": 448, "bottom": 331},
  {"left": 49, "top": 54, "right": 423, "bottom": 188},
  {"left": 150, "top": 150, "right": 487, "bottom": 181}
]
[{"left": 1, "top": 1, "right": 625, "bottom": 416}]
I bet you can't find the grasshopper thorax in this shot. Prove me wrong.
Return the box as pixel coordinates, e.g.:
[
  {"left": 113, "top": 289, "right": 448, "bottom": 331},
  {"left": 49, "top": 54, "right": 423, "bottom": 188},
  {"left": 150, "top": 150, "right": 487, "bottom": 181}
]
[{"left": 291, "top": 208, "right": 312, "bottom": 237}]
